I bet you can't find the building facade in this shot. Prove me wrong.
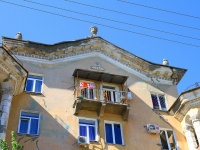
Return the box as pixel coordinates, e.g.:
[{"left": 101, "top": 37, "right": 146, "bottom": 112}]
[
  {"left": 0, "top": 28, "right": 191, "bottom": 150},
  {"left": 169, "top": 85, "right": 200, "bottom": 150}
]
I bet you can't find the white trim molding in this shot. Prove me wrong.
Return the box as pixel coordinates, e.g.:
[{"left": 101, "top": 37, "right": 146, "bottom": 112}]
[{"left": 16, "top": 52, "right": 173, "bottom": 85}]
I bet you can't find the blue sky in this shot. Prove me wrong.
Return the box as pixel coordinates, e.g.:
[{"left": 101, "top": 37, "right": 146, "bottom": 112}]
[{"left": 0, "top": 0, "right": 200, "bottom": 93}]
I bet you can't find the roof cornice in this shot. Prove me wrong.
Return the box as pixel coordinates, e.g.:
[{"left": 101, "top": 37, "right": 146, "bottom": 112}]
[
  {"left": 2, "top": 36, "right": 187, "bottom": 85},
  {"left": 169, "top": 87, "right": 200, "bottom": 121}
]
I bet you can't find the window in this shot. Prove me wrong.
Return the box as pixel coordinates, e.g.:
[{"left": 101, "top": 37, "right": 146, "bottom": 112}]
[
  {"left": 151, "top": 94, "right": 167, "bottom": 111},
  {"left": 80, "top": 82, "right": 95, "bottom": 99},
  {"left": 18, "top": 111, "right": 40, "bottom": 135},
  {"left": 102, "top": 85, "right": 121, "bottom": 103},
  {"left": 25, "top": 75, "right": 43, "bottom": 93},
  {"left": 79, "top": 118, "right": 98, "bottom": 141},
  {"left": 160, "top": 130, "right": 177, "bottom": 150},
  {"left": 104, "top": 121, "right": 124, "bottom": 145}
]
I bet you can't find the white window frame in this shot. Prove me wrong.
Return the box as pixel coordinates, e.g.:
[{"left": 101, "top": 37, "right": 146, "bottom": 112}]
[
  {"left": 17, "top": 110, "right": 40, "bottom": 136},
  {"left": 104, "top": 120, "right": 124, "bottom": 145},
  {"left": 101, "top": 83, "right": 120, "bottom": 103},
  {"left": 159, "top": 128, "right": 178, "bottom": 150},
  {"left": 79, "top": 80, "right": 95, "bottom": 99},
  {"left": 151, "top": 93, "right": 168, "bottom": 111},
  {"left": 78, "top": 117, "right": 98, "bottom": 141},
  {"left": 25, "top": 75, "right": 43, "bottom": 93}
]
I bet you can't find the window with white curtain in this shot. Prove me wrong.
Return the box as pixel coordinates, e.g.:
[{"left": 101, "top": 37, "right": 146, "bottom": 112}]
[
  {"left": 78, "top": 118, "right": 98, "bottom": 141},
  {"left": 25, "top": 75, "right": 43, "bottom": 93},
  {"left": 18, "top": 111, "right": 40, "bottom": 135}
]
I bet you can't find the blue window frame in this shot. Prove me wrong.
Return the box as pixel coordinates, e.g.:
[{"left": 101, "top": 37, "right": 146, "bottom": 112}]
[
  {"left": 104, "top": 121, "right": 124, "bottom": 145},
  {"left": 25, "top": 75, "right": 43, "bottom": 93},
  {"left": 18, "top": 111, "right": 40, "bottom": 135},
  {"left": 79, "top": 118, "right": 97, "bottom": 141}
]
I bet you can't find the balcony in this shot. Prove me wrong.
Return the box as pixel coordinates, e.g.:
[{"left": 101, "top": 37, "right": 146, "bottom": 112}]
[{"left": 72, "top": 69, "right": 131, "bottom": 121}]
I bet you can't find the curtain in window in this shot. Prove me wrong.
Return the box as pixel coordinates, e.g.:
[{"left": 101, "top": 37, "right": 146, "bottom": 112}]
[
  {"left": 35, "top": 80, "right": 42, "bottom": 93},
  {"left": 151, "top": 94, "right": 159, "bottom": 109},
  {"left": 30, "top": 119, "right": 39, "bottom": 134},
  {"left": 19, "top": 119, "right": 29, "bottom": 133},
  {"left": 89, "top": 126, "right": 95, "bottom": 141},
  {"left": 159, "top": 95, "right": 166, "bottom": 109},
  {"left": 105, "top": 123, "right": 113, "bottom": 143},
  {"left": 79, "top": 126, "right": 87, "bottom": 136},
  {"left": 114, "top": 124, "right": 122, "bottom": 144},
  {"left": 26, "top": 80, "right": 34, "bottom": 92}
]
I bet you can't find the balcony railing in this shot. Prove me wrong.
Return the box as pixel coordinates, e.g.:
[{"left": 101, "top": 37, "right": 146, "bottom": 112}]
[
  {"left": 75, "top": 86, "right": 132, "bottom": 104},
  {"left": 73, "top": 86, "right": 131, "bottom": 120}
]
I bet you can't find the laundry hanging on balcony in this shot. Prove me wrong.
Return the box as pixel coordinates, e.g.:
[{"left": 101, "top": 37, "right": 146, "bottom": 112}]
[
  {"left": 80, "top": 82, "right": 95, "bottom": 89},
  {"left": 88, "top": 83, "right": 95, "bottom": 89},
  {"left": 80, "top": 82, "right": 88, "bottom": 88}
]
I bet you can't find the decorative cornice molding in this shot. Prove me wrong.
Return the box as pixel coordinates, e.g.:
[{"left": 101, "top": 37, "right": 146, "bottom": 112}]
[
  {"left": 190, "top": 114, "right": 200, "bottom": 123},
  {"left": 175, "top": 97, "right": 200, "bottom": 121},
  {"left": 183, "top": 124, "right": 194, "bottom": 133},
  {"left": 16, "top": 52, "right": 173, "bottom": 85},
  {"left": 0, "top": 87, "right": 14, "bottom": 95},
  {"left": 0, "top": 48, "right": 27, "bottom": 95},
  {"left": 2, "top": 37, "right": 186, "bottom": 85}
]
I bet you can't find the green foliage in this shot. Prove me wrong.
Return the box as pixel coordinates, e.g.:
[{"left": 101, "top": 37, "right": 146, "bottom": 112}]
[
  {"left": 0, "top": 139, "right": 9, "bottom": 150},
  {"left": 0, "top": 131, "right": 23, "bottom": 150}
]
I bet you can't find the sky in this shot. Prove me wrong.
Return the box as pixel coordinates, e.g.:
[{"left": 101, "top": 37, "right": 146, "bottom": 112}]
[{"left": 0, "top": 0, "right": 200, "bottom": 94}]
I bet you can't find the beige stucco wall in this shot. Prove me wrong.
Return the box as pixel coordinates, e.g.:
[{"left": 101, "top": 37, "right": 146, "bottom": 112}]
[{"left": 6, "top": 56, "right": 188, "bottom": 150}]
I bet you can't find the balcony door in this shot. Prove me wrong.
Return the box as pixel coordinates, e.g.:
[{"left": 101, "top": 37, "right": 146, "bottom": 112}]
[{"left": 102, "top": 85, "right": 120, "bottom": 103}]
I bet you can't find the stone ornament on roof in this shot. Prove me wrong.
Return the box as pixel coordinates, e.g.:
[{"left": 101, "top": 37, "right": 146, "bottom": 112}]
[
  {"left": 90, "top": 26, "right": 98, "bottom": 37},
  {"left": 16, "top": 32, "right": 22, "bottom": 40}
]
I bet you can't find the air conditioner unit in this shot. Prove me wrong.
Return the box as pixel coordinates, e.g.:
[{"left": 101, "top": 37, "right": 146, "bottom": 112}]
[
  {"left": 147, "top": 124, "right": 160, "bottom": 134},
  {"left": 78, "top": 136, "right": 90, "bottom": 145}
]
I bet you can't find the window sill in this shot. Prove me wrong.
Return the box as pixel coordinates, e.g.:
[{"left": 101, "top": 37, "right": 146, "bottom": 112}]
[
  {"left": 90, "top": 141, "right": 100, "bottom": 144},
  {"left": 24, "top": 91, "right": 45, "bottom": 96},
  {"left": 153, "top": 109, "right": 168, "bottom": 112},
  {"left": 17, "top": 133, "right": 39, "bottom": 137},
  {"left": 106, "top": 143, "right": 125, "bottom": 146}
]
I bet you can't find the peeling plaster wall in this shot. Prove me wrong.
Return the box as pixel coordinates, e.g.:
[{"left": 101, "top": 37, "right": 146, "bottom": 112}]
[{"left": 6, "top": 56, "right": 188, "bottom": 150}]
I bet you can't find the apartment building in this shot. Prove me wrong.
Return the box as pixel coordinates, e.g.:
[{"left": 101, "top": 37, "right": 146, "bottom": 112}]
[{"left": 0, "top": 27, "right": 190, "bottom": 150}]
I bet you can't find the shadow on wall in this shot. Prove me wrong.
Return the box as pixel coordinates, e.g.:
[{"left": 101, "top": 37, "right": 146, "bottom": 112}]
[
  {"left": 125, "top": 91, "right": 186, "bottom": 150},
  {"left": 6, "top": 93, "right": 78, "bottom": 150}
]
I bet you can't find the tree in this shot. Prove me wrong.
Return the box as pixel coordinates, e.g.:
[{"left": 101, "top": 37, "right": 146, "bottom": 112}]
[{"left": 0, "top": 131, "right": 23, "bottom": 150}]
